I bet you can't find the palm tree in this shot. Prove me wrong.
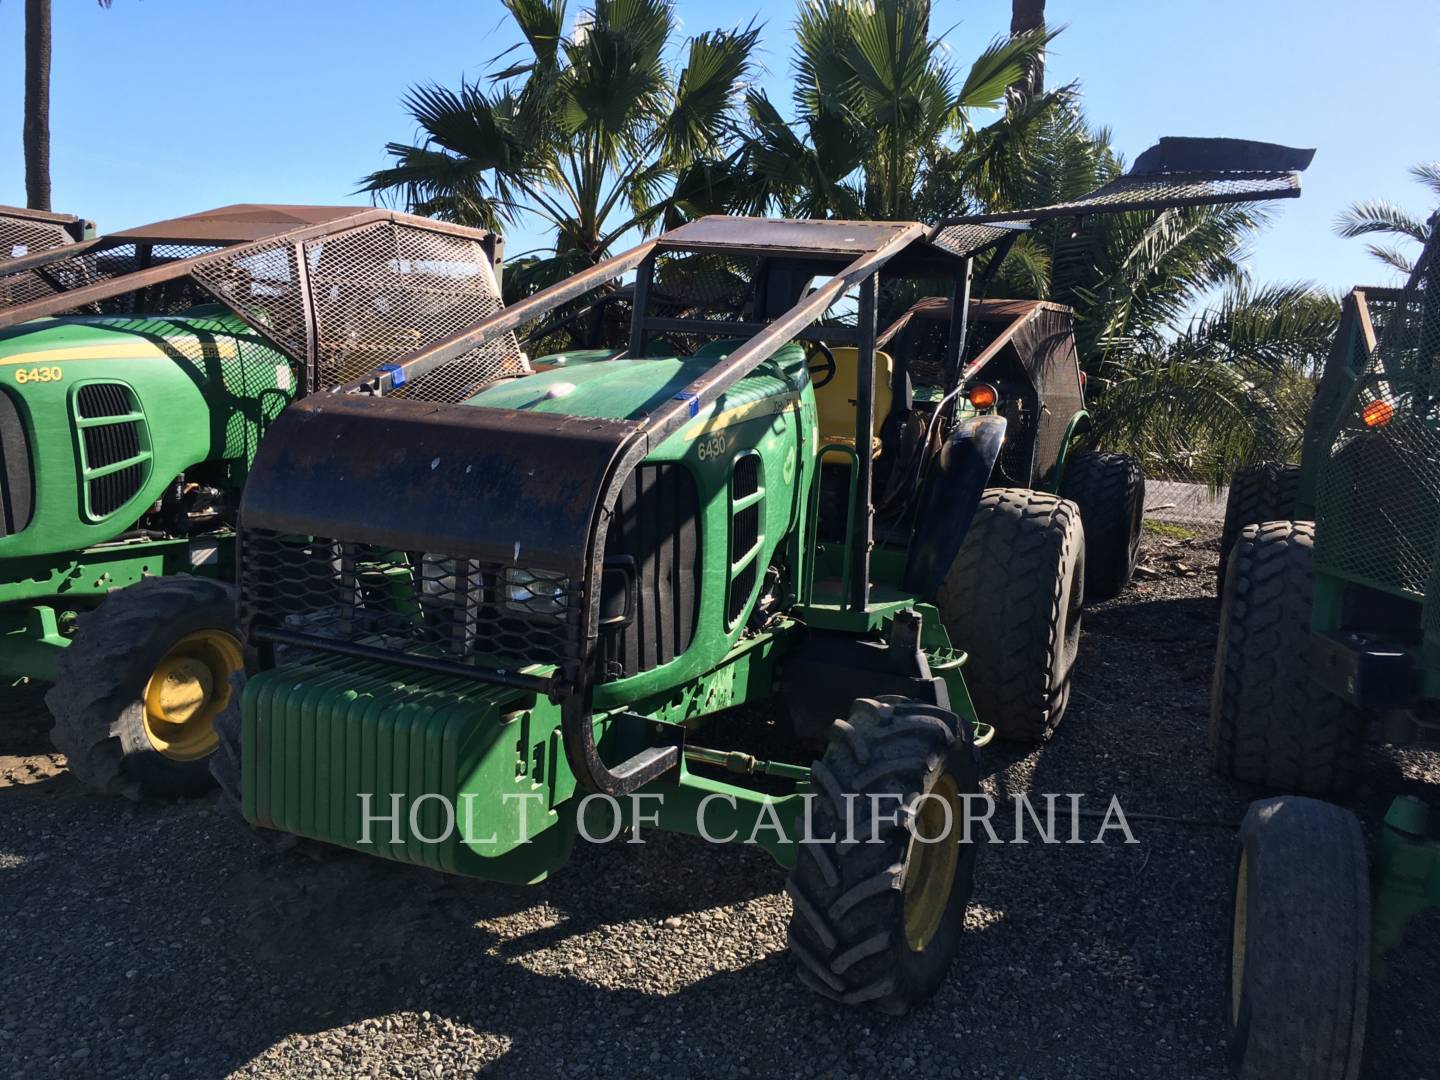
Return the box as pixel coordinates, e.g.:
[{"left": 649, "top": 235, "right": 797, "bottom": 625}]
[
  {"left": 1334, "top": 162, "right": 1440, "bottom": 276},
  {"left": 1009, "top": 0, "right": 1045, "bottom": 97},
  {"left": 737, "top": 0, "right": 1059, "bottom": 224},
  {"left": 22, "top": 0, "right": 52, "bottom": 210},
  {"left": 21, "top": 0, "right": 111, "bottom": 211},
  {"left": 360, "top": 0, "right": 759, "bottom": 290},
  {"left": 1089, "top": 283, "right": 1340, "bottom": 487}
]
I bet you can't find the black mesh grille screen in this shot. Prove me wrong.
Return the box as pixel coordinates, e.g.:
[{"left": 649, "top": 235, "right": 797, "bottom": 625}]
[
  {"left": 599, "top": 463, "right": 702, "bottom": 679},
  {"left": 82, "top": 420, "right": 141, "bottom": 469},
  {"left": 240, "top": 530, "right": 584, "bottom": 672},
  {"left": 76, "top": 382, "right": 133, "bottom": 419},
  {"left": 90, "top": 463, "right": 146, "bottom": 517}
]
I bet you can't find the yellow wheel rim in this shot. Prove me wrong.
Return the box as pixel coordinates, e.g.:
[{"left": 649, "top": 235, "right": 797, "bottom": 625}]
[
  {"left": 141, "top": 629, "right": 242, "bottom": 762},
  {"left": 902, "top": 772, "right": 962, "bottom": 952},
  {"left": 1231, "top": 851, "right": 1248, "bottom": 1025}
]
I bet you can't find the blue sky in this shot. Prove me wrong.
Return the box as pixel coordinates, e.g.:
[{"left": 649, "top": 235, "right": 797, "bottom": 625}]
[{"left": 2, "top": 0, "right": 1435, "bottom": 296}]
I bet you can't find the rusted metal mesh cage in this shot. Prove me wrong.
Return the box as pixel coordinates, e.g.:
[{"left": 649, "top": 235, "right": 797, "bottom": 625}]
[
  {"left": 1315, "top": 240, "right": 1440, "bottom": 610},
  {"left": 1, "top": 212, "right": 79, "bottom": 261},
  {"left": 240, "top": 530, "right": 583, "bottom": 671},
  {"left": 0, "top": 208, "right": 519, "bottom": 396},
  {"left": 194, "top": 219, "right": 524, "bottom": 394},
  {"left": 0, "top": 243, "right": 223, "bottom": 312}
]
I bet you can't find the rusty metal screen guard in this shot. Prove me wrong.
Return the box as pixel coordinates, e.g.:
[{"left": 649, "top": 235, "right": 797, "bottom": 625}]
[{"left": 0, "top": 212, "right": 520, "bottom": 395}]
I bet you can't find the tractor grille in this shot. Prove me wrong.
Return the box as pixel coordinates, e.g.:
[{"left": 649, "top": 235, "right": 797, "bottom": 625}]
[
  {"left": 239, "top": 531, "right": 584, "bottom": 673},
  {"left": 0, "top": 390, "right": 34, "bottom": 537},
  {"left": 73, "top": 382, "right": 150, "bottom": 520},
  {"left": 1315, "top": 238, "right": 1440, "bottom": 601},
  {"left": 597, "top": 462, "right": 702, "bottom": 679}
]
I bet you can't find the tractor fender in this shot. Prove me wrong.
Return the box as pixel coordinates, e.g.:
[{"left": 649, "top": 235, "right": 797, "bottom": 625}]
[{"left": 901, "top": 415, "right": 1007, "bottom": 599}]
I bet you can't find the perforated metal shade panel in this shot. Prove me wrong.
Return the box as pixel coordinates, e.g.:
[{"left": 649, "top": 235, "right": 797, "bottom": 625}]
[{"left": 950, "top": 171, "right": 1302, "bottom": 225}]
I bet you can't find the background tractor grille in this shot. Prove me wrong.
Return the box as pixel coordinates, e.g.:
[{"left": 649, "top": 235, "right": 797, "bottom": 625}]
[
  {"left": 240, "top": 530, "right": 584, "bottom": 673},
  {"left": 0, "top": 390, "right": 34, "bottom": 537},
  {"left": 72, "top": 382, "right": 150, "bottom": 520},
  {"left": 1315, "top": 235, "right": 1440, "bottom": 603}
]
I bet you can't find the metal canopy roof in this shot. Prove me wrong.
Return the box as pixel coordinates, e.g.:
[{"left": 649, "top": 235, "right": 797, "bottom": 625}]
[
  {"left": 103, "top": 203, "right": 393, "bottom": 246},
  {"left": 933, "top": 136, "right": 1315, "bottom": 229},
  {"left": 657, "top": 216, "right": 919, "bottom": 257},
  {"left": 0, "top": 204, "right": 86, "bottom": 227}
]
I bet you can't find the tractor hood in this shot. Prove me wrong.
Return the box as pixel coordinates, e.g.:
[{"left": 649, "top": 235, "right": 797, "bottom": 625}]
[
  {"left": 464, "top": 343, "right": 808, "bottom": 422},
  {"left": 239, "top": 392, "right": 640, "bottom": 578}
]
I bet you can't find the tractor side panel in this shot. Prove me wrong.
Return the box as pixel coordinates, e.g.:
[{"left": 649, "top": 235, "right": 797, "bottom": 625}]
[
  {"left": 0, "top": 317, "right": 293, "bottom": 562},
  {"left": 241, "top": 660, "right": 577, "bottom": 885}
]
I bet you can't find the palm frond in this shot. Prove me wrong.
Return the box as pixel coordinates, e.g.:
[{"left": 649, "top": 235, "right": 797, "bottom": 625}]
[{"left": 1333, "top": 199, "right": 1430, "bottom": 243}]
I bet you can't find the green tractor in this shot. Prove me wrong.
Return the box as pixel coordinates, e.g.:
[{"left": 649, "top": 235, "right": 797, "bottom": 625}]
[
  {"left": 875, "top": 295, "right": 1145, "bottom": 599},
  {"left": 1216, "top": 280, "right": 1412, "bottom": 590},
  {"left": 1216, "top": 225, "right": 1440, "bottom": 1076},
  {"left": 0, "top": 204, "right": 506, "bottom": 798},
  {"left": 216, "top": 140, "right": 1310, "bottom": 1012}
]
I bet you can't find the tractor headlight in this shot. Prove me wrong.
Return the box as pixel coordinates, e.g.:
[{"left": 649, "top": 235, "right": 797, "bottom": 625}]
[{"left": 503, "top": 568, "right": 569, "bottom": 615}]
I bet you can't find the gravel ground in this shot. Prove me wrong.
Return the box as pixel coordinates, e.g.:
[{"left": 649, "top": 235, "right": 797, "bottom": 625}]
[{"left": 2, "top": 529, "right": 1438, "bottom": 1080}]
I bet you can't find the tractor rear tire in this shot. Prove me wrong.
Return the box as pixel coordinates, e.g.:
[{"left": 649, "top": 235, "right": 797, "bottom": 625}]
[
  {"left": 1210, "top": 521, "right": 1364, "bottom": 795},
  {"left": 786, "top": 696, "right": 980, "bottom": 1014},
  {"left": 936, "top": 488, "right": 1085, "bottom": 742},
  {"left": 46, "top": 575, "right": 241, "bottom": 800},
  {"left": 1227, "top": 797, "right": 1369, "bottom": 1080},
  {"left": 1060, "top": 451, "right": 1145, "bottom": 600},
  {"left": 1218, "top": 462, "right": 1302, "bottom": 596}
]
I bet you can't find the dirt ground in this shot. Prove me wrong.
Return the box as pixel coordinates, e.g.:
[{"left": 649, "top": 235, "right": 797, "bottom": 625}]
[{"left": 1, "top": 529, "right": 1437, "bottom": 1079}]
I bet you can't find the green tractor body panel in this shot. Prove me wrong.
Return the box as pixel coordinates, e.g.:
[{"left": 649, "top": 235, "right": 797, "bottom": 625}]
[{"left": 0, "top": 312, "right": 294, "bottom": 680}]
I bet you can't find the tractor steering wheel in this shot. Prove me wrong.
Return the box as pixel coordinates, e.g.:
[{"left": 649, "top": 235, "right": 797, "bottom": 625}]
[{"left": 807, "top": 342, "right": 837, "bottom": 389}]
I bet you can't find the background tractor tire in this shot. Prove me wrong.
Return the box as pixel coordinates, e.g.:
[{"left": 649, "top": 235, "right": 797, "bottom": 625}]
[
  {"left": 47, "top": 575, "right": 241, "bottom": 800},
  {"left": 1218, "top": 462, "right": 1302, "bottom": 596},
  {"left": 936, "top": 488, "right": 1085, "bottom": 742},
  {"left": 1227, "top": 796, "right": 1369, "bottom": 1080},
  {"left": 1060, "top": 451, "right": 1145, "bottom": 601},
  {"left": 786, "top": 696, "right": 980, "bottom": 1014},
  {"left": 1210, "top": 521, "right": 1364, "bottom": 795}
]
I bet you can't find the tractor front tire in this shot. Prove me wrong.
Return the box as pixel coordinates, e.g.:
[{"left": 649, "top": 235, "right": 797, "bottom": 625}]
[
  {"left": 936, "top": 488, "right": 1085, "bottom": 741},
  {"left": 1061, "top": 451, "right": 1145, "bottom": 601},
  {"left": 1218, "top": 462, "right": 1302, "bottom": 596},
  {"left": 1210, "top": 521, "right": 1363, "bottom": 795},
  {"left": 47, "top": 575, "right": 241, "bottom": 800},
  {"left": 786, "top": 697, "right": 980, "bottom": 1014},
  {"left": 1227, "top": 797, "right": 1369, "bottom": 1080}
]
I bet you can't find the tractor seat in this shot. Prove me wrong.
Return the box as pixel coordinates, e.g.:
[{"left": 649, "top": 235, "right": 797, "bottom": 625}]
[{"left": 812, "top": 346, "right": 896, "bottom": 461}]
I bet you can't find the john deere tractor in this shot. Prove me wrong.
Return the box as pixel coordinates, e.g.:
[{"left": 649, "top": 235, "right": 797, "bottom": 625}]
[
  {"left": 876, "top": 296, "right": 1145, "bottom": 599},
  {"left": 1216, "top": 225, "right": 1440, "bottom": 1077},
  {"left": 1215, "top": 279, "right": 1412, "bottom": 590},
  {"left": 0, "top": 204, "right": 506, "bottom": 799},
  {"left": 215, "top": 140, "right": 1310, "bottom": 1012}
]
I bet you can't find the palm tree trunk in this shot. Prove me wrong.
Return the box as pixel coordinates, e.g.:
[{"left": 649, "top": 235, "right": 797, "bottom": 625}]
[
  {"left": 23, "top": 0, "right": 53, "bottom": 211},
  {"left": 1009, "top": 0, "right": 1045, "bottom": 98}
]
